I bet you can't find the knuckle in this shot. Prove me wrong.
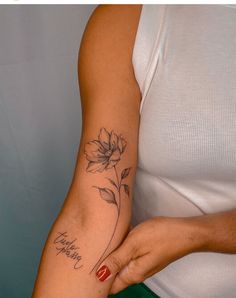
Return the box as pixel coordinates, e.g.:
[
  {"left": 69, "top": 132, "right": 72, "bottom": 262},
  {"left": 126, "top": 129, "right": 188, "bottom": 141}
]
[
  {"left": 109, "top": 255, "right": 123, "bottom": 271},
  {"left": 133, "top": 271, "right": 144, "bottom": 283},
  {"left": 123, "top": 273, "right": 142, "bottom": 285},
  {"left": 129, "top": 267, "right": 144, "bottom": 283},
  {"left": 126, "top": 234, "right": 138, "bottom": 256},
  {"left": 120, "top": 263, "right": 144, "bottom": 285},
  {"left": 119, "top": 272, "right": 135, "bottom": 285}
]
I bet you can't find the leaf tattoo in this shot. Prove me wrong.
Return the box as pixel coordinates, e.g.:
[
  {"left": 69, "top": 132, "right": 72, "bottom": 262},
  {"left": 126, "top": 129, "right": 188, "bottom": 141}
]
[
  {"left": 84, "top": 128, "right": 131, "bottom": 274},
  {"left": 92, "top": 186, "right": 117, "bottom": 205},
  {"left": 122, "top": 184, "right": 130, "bottom": 197},
  {"left": 121, "top": 167, "right": 131, "bottom": 179},
  {"left": 106, "top": 177, "right": 118, "bottom": 189}
]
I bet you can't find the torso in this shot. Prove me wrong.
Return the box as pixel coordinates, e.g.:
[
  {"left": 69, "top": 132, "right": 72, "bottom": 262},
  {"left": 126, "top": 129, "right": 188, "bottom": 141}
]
[{"left": 132, "top": 5, "right": 236, "bottom": 298}]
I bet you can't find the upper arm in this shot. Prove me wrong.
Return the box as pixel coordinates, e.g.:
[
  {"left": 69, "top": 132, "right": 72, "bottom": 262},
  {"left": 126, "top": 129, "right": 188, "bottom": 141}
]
[
  {"left": 64, "top": 5, "right": 142, "bottom": 224},
  {"left": 78, "top": 4, "right": 142, "bottom": 108}
]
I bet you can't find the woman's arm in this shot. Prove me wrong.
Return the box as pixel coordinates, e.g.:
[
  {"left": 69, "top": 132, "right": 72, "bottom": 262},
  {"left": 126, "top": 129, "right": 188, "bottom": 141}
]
[
  {"left": 187, "top": 208, "right": 236, "bottom": 253},
  {"left": 32, "top": 4, "right": 142, "bottom": 298},
  {"left": 99, "top": 208, "right": 236, "bottom": 294}
]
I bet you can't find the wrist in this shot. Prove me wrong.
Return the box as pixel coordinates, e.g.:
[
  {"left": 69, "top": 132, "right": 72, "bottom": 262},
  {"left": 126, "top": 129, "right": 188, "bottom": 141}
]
[
  {"left": 160, "top": 215, "right": 211, "bottom": 257},
  {"left": 178, "top": 215, "right": 212, "bottom": 254}
]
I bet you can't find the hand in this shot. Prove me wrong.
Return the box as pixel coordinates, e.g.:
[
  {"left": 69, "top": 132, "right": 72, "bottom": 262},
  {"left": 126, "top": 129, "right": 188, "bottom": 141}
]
[{"left": 95, "top": 216, "right": 199, "bottom": 295}]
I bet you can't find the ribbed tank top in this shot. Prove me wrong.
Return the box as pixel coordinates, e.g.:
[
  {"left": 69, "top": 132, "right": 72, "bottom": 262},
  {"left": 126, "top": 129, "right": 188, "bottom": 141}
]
[{"left": 131, "top": 5, "right": 236, "bottom": 298}]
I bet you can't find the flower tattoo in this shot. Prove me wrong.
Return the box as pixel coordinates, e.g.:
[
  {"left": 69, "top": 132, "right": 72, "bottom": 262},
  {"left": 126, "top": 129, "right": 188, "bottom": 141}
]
[
  {"left": 84, "top": 128, "right": 131, "bottom": 274},
  {"left": 84, "top": 127, "right": 127, "bottom": 173}
]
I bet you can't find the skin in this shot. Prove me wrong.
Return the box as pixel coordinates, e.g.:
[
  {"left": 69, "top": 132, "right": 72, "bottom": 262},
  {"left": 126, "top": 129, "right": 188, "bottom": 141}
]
[
  {"left": 33, "top": 4, "right": 236, "bottom": 297},
  {"left": 103, "top": 210, "right": 236, "bottom": 295},
  {"left": 33, "top": 4, "right": 142, "bottom": 298}
]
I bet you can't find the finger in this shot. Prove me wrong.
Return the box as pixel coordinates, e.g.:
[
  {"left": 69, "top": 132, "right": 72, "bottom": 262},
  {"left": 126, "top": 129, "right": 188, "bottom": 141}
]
[
  {"left": 129, "top": 224, "right": 134, "bottom": 232},
  {"left": 95, "top": 236, "right": 135, "bottom": 282},
  {"left": 109, "top": 265, "right": 130, "bottom": 295},
  {"left": 110, "top": 253, "right": 155, "bottom": 295}
]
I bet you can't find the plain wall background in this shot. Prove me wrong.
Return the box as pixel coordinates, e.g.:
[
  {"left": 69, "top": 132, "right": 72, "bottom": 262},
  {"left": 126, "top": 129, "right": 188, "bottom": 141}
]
[{"left": 0, "top": 5, "right": 96, "bottom": 297}]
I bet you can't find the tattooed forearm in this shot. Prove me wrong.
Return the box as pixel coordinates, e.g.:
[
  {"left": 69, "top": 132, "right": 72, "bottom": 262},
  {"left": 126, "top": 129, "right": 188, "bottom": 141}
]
[
  {"left": 53, "top": 232, "right": 83, "bottom": 270},
  {"left": 84, "top": 128, "right": 132, "bottom": 273}
]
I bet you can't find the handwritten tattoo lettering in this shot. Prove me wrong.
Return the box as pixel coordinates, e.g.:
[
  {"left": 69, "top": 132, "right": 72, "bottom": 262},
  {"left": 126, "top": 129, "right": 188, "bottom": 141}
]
[
  {"left": 53, "top": 232, "right": 83, "bottom": 269},
  {"left": 84, "top": 128, "right": 131, "bottom": 273}
]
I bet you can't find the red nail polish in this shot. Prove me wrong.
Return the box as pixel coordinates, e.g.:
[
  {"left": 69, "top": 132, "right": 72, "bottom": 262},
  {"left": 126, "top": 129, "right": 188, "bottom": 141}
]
[{"left": 96, "top": 265, "right": 111, "bottom": 282}]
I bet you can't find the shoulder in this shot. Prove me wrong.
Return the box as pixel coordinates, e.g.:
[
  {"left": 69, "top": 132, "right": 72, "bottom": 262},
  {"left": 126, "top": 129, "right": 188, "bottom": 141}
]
[
  {"left": 79, "top": 4, "right": 142, "bottom": 58},
  {"left": 78, "top": 5, "right": 142, "bottom": 98}
]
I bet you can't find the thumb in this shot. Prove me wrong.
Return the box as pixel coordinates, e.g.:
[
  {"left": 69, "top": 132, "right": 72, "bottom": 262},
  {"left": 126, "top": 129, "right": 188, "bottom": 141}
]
[{"left": 95, "top": 237, "right": 134, "bottom": 282}]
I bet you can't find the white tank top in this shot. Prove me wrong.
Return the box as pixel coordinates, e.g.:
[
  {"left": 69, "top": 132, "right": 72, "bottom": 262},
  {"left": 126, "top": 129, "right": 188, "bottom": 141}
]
[{"left": 131, "top": 5, "right": 236, "bottom": 298}]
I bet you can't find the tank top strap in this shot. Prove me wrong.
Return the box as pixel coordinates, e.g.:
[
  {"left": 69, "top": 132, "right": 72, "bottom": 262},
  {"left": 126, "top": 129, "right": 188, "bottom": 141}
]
[{"left": 132, "top": 4, "right": 167, "bottom": 114}]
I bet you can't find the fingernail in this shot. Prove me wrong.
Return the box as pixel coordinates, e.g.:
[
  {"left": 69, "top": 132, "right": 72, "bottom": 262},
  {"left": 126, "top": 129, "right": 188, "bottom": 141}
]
[{"left": 96, "top": 265, "right": 111, "bottom": 282}]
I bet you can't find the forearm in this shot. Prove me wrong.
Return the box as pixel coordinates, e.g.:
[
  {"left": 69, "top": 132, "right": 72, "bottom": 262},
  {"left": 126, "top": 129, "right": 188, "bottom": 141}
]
[
  {"left": 33, "top": 197, "right": 129, "bottom": 298},
  {"left": 33, "top": 177, "right": 132, "bottom": 298},
  {"left": 33, "top": 124, "right": 137, "bottom": 297},
  {"left": 179, "top": 209, "right": 236, "bottom": 255}
]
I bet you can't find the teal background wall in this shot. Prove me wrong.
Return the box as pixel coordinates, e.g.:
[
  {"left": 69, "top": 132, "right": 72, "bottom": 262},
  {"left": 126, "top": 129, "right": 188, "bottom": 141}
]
[{"left": 0, "top": 5, "right": 96, "bottom": 297}]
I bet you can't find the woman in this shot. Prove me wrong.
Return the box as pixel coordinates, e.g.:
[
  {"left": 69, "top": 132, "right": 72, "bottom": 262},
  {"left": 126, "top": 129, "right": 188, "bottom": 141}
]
[{"left": 33, "top": 4, "right": 236, "bottom": 298}]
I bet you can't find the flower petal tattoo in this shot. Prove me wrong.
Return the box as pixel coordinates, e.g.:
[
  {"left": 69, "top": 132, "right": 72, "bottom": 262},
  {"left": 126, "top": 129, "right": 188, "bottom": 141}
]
[{"left": 84, "top": 128, "right": 131, "bottom": 274}]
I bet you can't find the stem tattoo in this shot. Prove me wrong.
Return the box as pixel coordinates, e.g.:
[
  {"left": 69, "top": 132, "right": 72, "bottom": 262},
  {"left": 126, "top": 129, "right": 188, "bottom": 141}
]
[{"left": 84, "top": 128, "right": 131, "bottom": 273}]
